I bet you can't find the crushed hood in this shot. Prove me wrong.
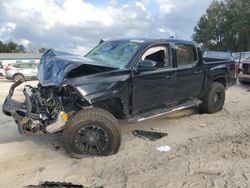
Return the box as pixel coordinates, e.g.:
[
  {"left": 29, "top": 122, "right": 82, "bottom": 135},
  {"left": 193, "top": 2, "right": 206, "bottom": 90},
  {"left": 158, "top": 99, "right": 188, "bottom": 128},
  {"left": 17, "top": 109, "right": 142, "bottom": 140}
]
[{"left": 38, "top": 49, "right": 116, "bottom": 86}]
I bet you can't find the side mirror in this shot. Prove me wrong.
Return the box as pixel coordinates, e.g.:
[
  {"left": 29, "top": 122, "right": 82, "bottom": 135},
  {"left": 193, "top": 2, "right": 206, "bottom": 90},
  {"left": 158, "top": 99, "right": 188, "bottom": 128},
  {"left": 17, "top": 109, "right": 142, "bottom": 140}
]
[{"left": 137, "top": 60, "right": 157, "bottom": 72}]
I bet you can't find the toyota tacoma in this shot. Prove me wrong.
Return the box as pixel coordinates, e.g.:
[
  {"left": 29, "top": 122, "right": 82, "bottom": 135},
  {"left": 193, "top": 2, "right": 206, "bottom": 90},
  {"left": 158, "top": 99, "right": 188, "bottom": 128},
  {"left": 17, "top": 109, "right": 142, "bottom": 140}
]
[{"left": 2, "top": 38, "right": 236, "bottom": 158}]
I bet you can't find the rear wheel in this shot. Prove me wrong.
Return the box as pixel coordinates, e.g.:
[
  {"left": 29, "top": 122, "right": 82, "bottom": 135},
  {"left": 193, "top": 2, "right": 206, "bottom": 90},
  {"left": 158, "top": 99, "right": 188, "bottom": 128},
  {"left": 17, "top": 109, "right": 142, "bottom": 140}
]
[
  {"left": 200, "top": 82, "right": 225, "bottom": 113},
  {"left": 13, "top": 74, "right": 25, "bottom": 82},
  {"left": 63, "top": 108, "right": 121, "bottom": 158}
]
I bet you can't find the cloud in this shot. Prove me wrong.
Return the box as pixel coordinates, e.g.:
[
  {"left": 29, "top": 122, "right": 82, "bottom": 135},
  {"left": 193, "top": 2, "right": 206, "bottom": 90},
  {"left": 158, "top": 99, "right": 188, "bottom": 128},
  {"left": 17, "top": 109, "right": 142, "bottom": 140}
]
[
  {"left": 0, "top": 0, "right": 212, "bottom": 54},
  {"left": 153, "top": 0, "right": 212, "bottom": 39}
]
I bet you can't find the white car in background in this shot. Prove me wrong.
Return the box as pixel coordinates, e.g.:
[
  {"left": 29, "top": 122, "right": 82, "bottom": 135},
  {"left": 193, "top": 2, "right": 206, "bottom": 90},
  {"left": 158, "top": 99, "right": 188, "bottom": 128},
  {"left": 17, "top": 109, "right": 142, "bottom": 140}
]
[
  {"left": 5, "top": 62, "right": 38, "bottom": 81},
  {"left": 0, "top": 65, "right": 5, "bottom": 77}
]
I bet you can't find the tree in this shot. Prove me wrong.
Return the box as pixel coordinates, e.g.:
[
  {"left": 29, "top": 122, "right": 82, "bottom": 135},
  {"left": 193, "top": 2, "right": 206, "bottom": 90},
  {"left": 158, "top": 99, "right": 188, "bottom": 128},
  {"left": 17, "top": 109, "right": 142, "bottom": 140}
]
[
  {"left": 0, "top": 40, "right": 27, "bottom": 53},
  {"left": 0, "top": 40, "right": 47, "bottom": 53},
  {"left": 38, "top": 47, "right": 46, "bottom": 53},
  {"left": 0, "top": 41, "right": 4, "bottom": 52},
  {"left": 193, "top": 1, "right": 227, "bottom": 51},
  {"left": 7, "top": 42, "right": 18, "bottom": 52},
  {"left": 193, "top": 0, "right": 250, "bottom": 52},
  {"left": 17, "top": 45, "right": 26, "bottom": 53}
]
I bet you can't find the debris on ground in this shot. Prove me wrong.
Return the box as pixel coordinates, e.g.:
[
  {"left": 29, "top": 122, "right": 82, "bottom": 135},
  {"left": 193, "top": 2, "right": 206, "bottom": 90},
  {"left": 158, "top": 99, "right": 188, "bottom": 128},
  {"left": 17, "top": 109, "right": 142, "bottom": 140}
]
[
  {"left": 156, "top": 146, "right": 171, "bottom": 153},
  {"left": 25, "top": 181, "right": 103, "bottom": 188},
  {"left": 132, "top": 130, "right": 168, "bottom": 141}
]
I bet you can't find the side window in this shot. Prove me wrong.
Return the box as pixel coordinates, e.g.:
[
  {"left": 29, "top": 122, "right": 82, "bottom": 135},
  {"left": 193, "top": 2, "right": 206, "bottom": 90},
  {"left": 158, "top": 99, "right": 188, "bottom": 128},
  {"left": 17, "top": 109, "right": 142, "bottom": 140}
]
[
  {"left": 175, "top": 44, "right": 198, "bottom": 67},
  {"left": 19, "top": 64, "right": 30, "bottom": 69},
  {"left": 31, "top": 64, "right": 38, "bottom": 69},
  {"left": 13, "top": 64, "right": 20, "bottom": 68},
  {"left": 16, "top": 60, "right": 22, "bottom": 63},
  {"left": 141, "top": 46, "right": 169, "bottom": 68}
]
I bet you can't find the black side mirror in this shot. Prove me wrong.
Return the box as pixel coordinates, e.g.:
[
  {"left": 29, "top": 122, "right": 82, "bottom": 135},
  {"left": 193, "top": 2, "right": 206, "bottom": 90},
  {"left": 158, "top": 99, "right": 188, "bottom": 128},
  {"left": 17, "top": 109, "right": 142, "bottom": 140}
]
[{"left": 137, "top": 60, "right": 157, "bottom": 72}]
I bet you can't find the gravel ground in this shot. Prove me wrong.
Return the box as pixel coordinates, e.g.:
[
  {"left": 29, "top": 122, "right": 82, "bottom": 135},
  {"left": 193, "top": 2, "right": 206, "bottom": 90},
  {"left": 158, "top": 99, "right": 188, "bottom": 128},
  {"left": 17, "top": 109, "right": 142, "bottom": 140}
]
[{"left": 0, "top": 79, "right": 249, "bottom": 188}]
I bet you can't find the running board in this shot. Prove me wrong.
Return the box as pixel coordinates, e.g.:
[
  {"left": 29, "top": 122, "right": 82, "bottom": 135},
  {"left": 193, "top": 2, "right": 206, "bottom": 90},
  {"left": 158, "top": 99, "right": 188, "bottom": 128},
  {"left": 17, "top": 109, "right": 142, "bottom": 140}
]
[{"left": 128, "top": 99, "right": 202, "bottom": 123}]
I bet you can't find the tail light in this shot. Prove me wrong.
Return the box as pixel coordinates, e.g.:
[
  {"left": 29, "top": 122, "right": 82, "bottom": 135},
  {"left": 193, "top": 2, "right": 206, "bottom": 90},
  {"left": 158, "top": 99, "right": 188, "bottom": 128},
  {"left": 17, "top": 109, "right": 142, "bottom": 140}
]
[{"left": 4, "top": 66, "right": 11, "bottom": 71}]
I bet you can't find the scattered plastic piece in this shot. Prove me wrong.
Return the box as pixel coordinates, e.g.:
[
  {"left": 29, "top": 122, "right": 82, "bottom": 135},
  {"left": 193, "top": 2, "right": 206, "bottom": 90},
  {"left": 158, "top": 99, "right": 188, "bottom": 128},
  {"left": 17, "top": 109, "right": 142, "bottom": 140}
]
[
  {"left": 156, "top": 146, "right": 171, "bottom": 152},
  {"left": 132, "top": 130, "right": 168, "bottom": 141},
  {"left": 25, "top": 181, "right": 103, "bottom": 188}
]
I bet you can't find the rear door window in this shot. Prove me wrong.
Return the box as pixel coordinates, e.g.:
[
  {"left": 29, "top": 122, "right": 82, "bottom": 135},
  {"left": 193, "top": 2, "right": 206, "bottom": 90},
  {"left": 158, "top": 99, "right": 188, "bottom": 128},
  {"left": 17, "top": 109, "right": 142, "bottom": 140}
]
[
  {"left": 175, "top": 44, "right": 198, "bottom": 67},
  {"left": 30, "top": 64, "right": 38, "bottom": 69},
  {"left": 18, "top": 64, "right": 30, "bottom": 69},
  {"left": 13, "top": 64, "right": 20, "bottom": 68}
]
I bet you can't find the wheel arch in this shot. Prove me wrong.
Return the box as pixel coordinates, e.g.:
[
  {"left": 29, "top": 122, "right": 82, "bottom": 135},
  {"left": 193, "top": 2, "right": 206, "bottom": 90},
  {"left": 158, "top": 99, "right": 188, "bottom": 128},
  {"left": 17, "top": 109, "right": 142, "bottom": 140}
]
[
  {"left": 213, "top": 76, "right": 226, "bottom": 87},
  {"left": 91, "top": 97, "right": 127, "bottom": 119},
  {"left": 12, "top": 73, "right": 25, "bottom": 80}
]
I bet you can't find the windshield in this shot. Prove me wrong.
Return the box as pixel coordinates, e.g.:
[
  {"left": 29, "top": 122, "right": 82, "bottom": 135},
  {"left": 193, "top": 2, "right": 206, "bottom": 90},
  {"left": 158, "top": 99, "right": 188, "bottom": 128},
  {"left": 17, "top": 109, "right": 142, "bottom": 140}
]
[{"left": 86, "top": 40, "right": 143, "bottom": 68}]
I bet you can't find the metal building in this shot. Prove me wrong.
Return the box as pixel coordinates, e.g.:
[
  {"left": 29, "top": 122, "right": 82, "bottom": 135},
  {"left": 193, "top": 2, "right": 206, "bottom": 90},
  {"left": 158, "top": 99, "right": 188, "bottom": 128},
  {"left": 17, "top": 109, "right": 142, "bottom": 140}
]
[{"left": 0, "top": 53, "right": 43, "bottom": 66}]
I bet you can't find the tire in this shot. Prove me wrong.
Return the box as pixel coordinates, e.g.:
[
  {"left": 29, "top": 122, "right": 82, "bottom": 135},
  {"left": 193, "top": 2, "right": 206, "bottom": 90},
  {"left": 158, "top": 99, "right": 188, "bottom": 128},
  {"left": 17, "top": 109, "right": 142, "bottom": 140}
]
[
  {"left": 63, "top": 108, "right": 121, "bottom": 158},
  {"left": 13, "top": 74, "right": 25, "bottom": 82},
  {"left": 200, "top": 82, "right": 225, "bottom": 114}
]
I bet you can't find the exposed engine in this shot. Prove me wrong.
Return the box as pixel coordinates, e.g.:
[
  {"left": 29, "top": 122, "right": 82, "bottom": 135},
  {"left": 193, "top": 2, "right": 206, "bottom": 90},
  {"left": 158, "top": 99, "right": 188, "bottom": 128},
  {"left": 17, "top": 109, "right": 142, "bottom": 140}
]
[
  {"left": 28, "top": 85, "right": 64, "bottom": 125},
  {"left": 10, "top": 81, "right": 84, "bottom": 135}
]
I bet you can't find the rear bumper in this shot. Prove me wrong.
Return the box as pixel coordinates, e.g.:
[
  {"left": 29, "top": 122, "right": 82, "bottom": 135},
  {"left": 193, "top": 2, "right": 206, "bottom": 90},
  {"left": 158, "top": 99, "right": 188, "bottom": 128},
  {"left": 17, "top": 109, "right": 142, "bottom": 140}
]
[
  {"left": 5, "top": 71, "right": 14, "bottom": 80},
  {"left": 238, "top": 73, "right": 250, "bottom": 82}
]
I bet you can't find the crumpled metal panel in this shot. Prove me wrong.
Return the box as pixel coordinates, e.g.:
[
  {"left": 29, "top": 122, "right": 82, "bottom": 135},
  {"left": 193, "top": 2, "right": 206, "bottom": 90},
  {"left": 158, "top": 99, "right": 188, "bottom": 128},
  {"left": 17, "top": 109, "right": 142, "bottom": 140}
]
[{"left": 38, "top": 49, "right": 111, "bottom": 86}]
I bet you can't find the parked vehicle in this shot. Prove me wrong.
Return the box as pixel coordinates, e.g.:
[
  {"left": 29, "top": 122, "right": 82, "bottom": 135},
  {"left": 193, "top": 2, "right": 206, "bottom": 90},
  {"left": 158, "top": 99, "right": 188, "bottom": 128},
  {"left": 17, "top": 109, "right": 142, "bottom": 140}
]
[
  {"left": 5, "top": 62, "right": 38, "bottom": 81},
  {"left": 238, "top": 56, "right": 250, "bottom": 85},
  {"left": 2, "top": 38, "right": 236, "bottom": 158},
  {"left": 233, "top": 51, "right": 250, "bottom": 62},
  {"left": 0, "top": 65, "right": 5, "bottom": 77}
]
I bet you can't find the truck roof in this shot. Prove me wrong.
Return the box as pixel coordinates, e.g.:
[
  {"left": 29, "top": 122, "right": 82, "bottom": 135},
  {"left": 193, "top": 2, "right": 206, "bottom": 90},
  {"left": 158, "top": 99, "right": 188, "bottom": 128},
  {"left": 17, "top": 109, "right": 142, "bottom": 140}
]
[{"left": 106, "top": 38, "right": 199, "bottom": 47}]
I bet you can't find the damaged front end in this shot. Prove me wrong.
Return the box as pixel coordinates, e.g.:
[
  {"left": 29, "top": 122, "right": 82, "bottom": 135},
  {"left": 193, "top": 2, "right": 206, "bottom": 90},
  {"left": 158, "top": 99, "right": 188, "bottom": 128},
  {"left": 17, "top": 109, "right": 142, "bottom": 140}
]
[
  {"left": 2, "top": 80, "right": 84, "bottom": 135},
  {"left": 2, "top": 49, "right": 110, "bottom": 135}
]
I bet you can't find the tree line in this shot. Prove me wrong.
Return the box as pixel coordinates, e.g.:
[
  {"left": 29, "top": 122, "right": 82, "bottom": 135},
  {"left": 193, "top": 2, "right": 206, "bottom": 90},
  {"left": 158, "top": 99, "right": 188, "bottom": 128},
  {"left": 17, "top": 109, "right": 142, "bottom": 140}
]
[
  {"left": 192, "top": 0, "right": 250, "bottom": 52},
  {"left": 0, "top": 40, "right": 46, "bottom": 53}
]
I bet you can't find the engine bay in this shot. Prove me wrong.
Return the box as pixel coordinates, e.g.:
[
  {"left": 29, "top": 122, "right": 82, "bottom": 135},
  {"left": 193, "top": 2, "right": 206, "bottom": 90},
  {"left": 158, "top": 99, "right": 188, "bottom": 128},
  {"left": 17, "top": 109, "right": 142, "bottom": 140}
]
[{"left": 3, "top": 80, "right": 85, "bottom": 135}]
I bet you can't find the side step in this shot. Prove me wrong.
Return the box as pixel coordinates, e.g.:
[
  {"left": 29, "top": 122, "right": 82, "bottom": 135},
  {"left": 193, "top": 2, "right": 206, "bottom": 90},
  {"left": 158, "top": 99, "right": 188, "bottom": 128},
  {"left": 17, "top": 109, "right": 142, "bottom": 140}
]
[{"left": 128, "top": 99, "right": 202, "bottom": 123}]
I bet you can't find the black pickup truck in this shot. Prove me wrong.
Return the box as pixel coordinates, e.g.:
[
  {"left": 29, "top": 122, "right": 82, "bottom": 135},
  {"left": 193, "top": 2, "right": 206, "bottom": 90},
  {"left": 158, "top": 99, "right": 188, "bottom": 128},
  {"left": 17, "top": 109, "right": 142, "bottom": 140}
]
[{"left": 2, "top": 38, "right": 236, "bottom": 158}]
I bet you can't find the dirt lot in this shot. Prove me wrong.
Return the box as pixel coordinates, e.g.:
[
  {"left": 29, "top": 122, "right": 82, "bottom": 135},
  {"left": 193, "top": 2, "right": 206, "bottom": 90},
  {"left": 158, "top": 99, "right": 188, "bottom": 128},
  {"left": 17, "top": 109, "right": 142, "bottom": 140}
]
[{"left": 0, "top": 79, "right": 249, "bottom": 188}]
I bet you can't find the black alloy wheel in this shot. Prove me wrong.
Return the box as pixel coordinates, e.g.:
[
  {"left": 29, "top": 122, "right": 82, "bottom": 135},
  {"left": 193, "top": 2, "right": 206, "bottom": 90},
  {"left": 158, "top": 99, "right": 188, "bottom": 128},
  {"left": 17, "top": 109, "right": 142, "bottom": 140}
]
[
  {"left": 213, "top": 89, "right": 223, "bottom": 109},
  {"left": 74, "top": 124, "right": 109, "bottom": 155},
  {"left": 63, "top": 108, "right": 121, "bottom": 158},
  {"left": 200, "top": 82, "right": 225, "bottom": 113}
]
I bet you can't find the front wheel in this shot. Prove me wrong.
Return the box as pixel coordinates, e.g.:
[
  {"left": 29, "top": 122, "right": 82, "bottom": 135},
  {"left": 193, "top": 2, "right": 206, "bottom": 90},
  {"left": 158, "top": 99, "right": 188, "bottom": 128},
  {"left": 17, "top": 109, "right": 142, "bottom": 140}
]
[
  {"left": 63, "top": 108, "right": 121, "bottom": 158},
  {"left": 13, "top": 74, "right": 25, "bottom": 82},
  {"left": 200, "top": 82, "right": 225, "bottom": 114}
]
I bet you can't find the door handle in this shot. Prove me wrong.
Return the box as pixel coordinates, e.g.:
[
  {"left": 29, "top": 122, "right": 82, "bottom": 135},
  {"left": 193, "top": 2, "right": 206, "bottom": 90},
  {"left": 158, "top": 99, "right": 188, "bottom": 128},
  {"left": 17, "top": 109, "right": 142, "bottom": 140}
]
[{"left": 165, "top": 75, "right": 175, "bottom": 79}]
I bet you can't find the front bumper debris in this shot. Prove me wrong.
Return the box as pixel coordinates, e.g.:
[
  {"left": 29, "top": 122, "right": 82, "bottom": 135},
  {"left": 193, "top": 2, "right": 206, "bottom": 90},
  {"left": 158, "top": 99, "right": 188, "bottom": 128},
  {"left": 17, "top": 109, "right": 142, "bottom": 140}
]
[
  {"left": 2, "top": 80, "right": 68, "bottom": 135},
  {"left": 2, "top": 80, "right": 25, "bottom": 116}
]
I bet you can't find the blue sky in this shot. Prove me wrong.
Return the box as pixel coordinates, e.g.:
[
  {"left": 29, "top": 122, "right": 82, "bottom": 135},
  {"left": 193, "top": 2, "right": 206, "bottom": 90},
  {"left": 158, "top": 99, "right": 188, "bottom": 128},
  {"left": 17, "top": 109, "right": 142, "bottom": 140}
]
[{"left": 0, "top": 0, "right": 212, "bottom": 54}]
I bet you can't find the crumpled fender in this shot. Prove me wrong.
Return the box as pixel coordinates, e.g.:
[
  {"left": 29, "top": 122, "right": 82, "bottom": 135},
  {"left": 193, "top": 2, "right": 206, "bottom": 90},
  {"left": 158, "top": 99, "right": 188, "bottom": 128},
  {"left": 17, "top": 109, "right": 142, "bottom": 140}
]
[{"left": 82, "top": 90, "right": 120, "bottom": 104}]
